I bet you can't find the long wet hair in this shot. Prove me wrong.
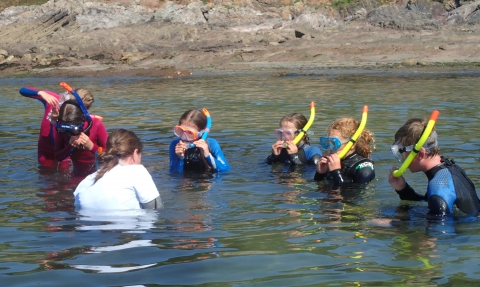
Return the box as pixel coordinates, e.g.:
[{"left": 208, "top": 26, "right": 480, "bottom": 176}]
[
  {"left": 179, "top": 109, "right": 207, "bottom": 130},
  {"left": 328, "top": 117, "right": 375, "bottom": 159},
  {"left": 280, "top": 113, "right": 310, "bottom": 144},
  {"left": 394, "top": 118, "right": 439, "bottom": 157},
  {"left": 93, "top": 129, "right": 144, "bottom": 184}
]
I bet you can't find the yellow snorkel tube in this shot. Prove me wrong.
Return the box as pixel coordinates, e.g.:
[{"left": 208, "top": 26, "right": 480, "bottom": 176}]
[
  {"left": 392, "top": 110, "right": 440, "bottom": 177},
  {"left": 338, "top": 105, "right": 368, "bottom": 159},
  {"left": 293, "top": 101, "right": 315, "bottom": 145}
]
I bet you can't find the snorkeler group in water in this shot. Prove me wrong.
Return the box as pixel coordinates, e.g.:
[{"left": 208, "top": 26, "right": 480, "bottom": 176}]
[{"left": 19, "top": 83, "right": 480, "bottom": 218}]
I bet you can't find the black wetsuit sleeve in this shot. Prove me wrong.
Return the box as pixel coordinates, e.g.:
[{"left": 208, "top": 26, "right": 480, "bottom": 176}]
[
  {"left": 141, "top": 196, "right": 163, "bottom": 209},
  {"left": 288, "top": 153, "right": 303, "bottom": 165},
  {"left": 395, "top": 183, "right": 426, "bottom": 201},
  {"left": 353, "top": 165, "right": 375, "bottom": 184},
  {"left": 330, "top": 169, "right": 344, "bottom": 185},
  {"left": 265, "top": 153, "right": 278, "bottom": 165},
  {"left": 308, "top": 154, "right": 321, "bottom": 166},
  {"left": 426, "top": 195, "right": 451, "bottom": 218}
]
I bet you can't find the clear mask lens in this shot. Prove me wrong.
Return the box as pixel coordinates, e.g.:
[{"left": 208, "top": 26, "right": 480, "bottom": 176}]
[{"left": 274, "top": 129, "right": 296, "bottom": 141}]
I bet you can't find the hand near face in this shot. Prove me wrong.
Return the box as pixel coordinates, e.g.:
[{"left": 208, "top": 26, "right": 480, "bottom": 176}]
[
  {"left": 193, "top": 139, "right": 210, "bottom": 157},
  {"left": 325, "top": 153, "right": 342, "bottom": 171},
  {"left": 175, "top": 140, "right": 188, "bottom": 158},
  {"left": 284, "top": 140, "right": 298, "bottom": 154},
  {"left": 388, "top": 167, "right": 407, "bottom": 191},
  {"left": 316, "top": 156, "right": 329, "bottom": 174},
  {"left": 70, "top": 133, "right": 94, "bottom": 150},
  {"left": 272, "top": 140, "right": 285, "bottom": 156}
]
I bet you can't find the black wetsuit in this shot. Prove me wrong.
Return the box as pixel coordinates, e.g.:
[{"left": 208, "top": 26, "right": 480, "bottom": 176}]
[
  {"left": 313, "top": 152, "right": 375, "bottom": 185},
  {"left": 395, "top": 156, "right": 480, "bottom": 218},
  {"left": 265, "top": 144, "right": 321, "bottom": 166}
]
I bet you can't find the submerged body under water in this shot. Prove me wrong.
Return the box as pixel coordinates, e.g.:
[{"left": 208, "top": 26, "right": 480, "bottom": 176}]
[{"left": 1, "top": 71, "right": 480, "bottom": 286}]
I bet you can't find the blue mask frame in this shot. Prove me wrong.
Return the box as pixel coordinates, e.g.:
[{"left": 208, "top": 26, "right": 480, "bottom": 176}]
[{"left": 319, "top": 136, "right": 349, "bottom": 151}]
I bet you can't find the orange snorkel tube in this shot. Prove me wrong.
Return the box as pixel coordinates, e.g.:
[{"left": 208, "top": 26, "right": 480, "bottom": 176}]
[
  {"left": 338, "top": 105, "right": 368, "bottom": 159},
  {"left": 392, "top": 110, "right": 440, "bottom": 177}
]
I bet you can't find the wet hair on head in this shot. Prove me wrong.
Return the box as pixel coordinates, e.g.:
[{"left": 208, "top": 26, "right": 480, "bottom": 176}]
[
  {"left": 58, "top": 100, "right": 84, "bottom": 126},
  {"left": 394, "top": 118, "right": 439, "bottom": 157},
  {"left": 280, "top": 113, "right": 309, "bottom": 144},
  {"left": 75, "top": 88, "right": 94, "bottom": 109},
  {"left": 93, "top": 129, "right": 144, "bottom": 184},
  {"left": 328, "top": 117, "right": 376, "bottom": 159},
  {"left": 179, "top": 109, "right": 207, "bottom": 130}
]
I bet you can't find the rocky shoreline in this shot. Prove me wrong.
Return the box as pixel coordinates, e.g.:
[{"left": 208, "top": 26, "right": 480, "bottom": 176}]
[{"left": 1, "top": 0, "right": 480, "bottom": 78}]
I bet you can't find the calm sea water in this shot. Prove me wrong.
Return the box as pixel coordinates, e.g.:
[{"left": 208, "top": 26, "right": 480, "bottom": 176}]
[{"left": 1, "top": 70, "right": 480, "bottom": 286}]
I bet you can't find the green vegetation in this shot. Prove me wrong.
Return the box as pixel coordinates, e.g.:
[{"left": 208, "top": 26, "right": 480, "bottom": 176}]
[
  {"left": 331, "top": 0, "right": 355, "bottom": 8},
  {"left": 0, "top": 0, "right": 48, "bottom": 11}
]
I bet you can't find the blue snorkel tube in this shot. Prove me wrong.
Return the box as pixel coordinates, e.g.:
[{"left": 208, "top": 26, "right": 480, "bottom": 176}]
[
  {"left": 189, "top": 108, "right": 211, "bottom": 148},
  {"left": 59, "top": 82, "right": 93, "bottom": 133}
]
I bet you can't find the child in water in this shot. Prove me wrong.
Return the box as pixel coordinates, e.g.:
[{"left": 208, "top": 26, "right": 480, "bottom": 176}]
[
  {"left": 170, "top": 109, "right": 230, "bottom": 173},
  {"left": 74, "top": 129, "right": 162, "bottom": 210},
  {"left": 18, "top": 86, "right": 92, "bottom": 168},
  {"left": 314, "top": 117, "right": 375, "bottom": 185},
  {"left": 388, "top": 117, "right": 480, "bottom": 218},
  {"left": 54, "top": 96, "right": 108, "bottom": 176},
  {"left": 266, "top": 113, "right": 322, "bottom": 165}
]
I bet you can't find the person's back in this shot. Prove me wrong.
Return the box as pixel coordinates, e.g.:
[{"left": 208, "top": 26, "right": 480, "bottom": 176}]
[
  {"left": 75, "top": 164, "right": 159, "bottom": 210},
  {"left": 74, "top": 129, "right": 162, "bottom": 210}
]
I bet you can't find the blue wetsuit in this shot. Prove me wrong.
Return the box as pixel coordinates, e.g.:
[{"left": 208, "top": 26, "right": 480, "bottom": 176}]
[
  {"left": 314, "top": 152, "right": 375, "bottom": 185},
  {"left": 265, "top": 144, "right": 322, "bottom": 166},
  {"left": 395, "top": 157, "right": 480, "bottom": 217},
  {"left": 169, "top": 138, "right": 230, "bottom": 173}
]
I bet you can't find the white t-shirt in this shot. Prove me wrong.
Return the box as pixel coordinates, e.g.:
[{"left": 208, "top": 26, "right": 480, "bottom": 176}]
[{"left": 74, "top": 164, "right": 161, "bottom": 210}]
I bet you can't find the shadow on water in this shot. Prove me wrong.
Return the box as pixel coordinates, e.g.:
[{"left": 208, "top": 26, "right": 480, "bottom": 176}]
[{"left": 1, "top": 72, "right": 480, "bottom": 286}]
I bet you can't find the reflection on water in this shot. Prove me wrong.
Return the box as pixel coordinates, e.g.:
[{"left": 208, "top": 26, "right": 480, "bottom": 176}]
[{"left": 1, "top": 71, "right": 480, "bottom": 286}]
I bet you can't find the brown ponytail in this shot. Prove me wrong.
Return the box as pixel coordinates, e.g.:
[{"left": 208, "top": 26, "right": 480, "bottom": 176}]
[{"left": 94, "top": 129, "right": 143, "bottom": 184}]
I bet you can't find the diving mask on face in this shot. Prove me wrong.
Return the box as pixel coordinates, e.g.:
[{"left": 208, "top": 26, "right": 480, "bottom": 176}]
[
  {"left": 174, "top": 125, "right": 201, "bottom": 142},
  {"left": 274, "top": 128, "right": 299, "bottom": 141},
  {"left": 391, "top": 131, "right": 438, "bottom": 162},
  {"left": 319, "top": 136, "right": 349, "bottom": 151},
  {"left": 56, "top": 100, "right": 85, "bottom": 136}
]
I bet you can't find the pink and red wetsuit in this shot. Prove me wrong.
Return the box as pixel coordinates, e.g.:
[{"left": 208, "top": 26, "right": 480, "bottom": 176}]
[
  {"left": 19, "top": 86, "right": 70, "bottom": 168},
  {"left": 54, "top": 117, "right": 108, "bottom": 176}
]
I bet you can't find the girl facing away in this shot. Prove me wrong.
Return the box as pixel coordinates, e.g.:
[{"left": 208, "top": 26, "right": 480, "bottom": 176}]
[
  {"left": 74, "top": 129, "right": 163, "bottom": 210},
  {"left": 54, "top": 99, "right": 107, "bottom": 176},
  {"left": 170, "top": 109, "right": 230, "bottom": 173},
  {"left": 314, "top": 117, "right": 375, "bottom": 185},
  {"left": 266, "top": 113, "right": 322, "bottom": 166},
  {"left": 18, "top": 86, "right": 95, "bottom": 168}
]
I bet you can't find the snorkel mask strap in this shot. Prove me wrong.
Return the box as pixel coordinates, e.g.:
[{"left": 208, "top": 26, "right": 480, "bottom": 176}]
[
  {"left": 293, "top": 101, "right": 315, "bottom": 145},
  {"left": 338, "top": 105, "right": 368, "bottom": 160},
  {"left": 60, "top": 82, "right": 93, "bottom": 133},
  {"left": 392, "top": 110, "right": 440, "bottom": 177}
]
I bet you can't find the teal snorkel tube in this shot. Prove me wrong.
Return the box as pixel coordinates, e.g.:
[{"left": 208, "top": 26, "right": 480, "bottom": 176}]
[{"left": 188, "top": 108, "right": 211, "bottom": 148}]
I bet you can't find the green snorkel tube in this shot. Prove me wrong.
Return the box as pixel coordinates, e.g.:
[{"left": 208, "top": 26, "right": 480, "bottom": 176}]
[
  {"left": 392, "top": 110, "right": 440, "bottom": 177},
  {"left": 338, "top": 105, "right": 368, "bottom": 160},
  {"left": 293, "top": 101, "right": 315, "bottom": 145}
]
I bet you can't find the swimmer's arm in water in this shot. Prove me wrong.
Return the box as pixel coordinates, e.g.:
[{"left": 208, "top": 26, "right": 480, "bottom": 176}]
[
  {"left": 141, "top": 196, "right": 164, "bottom": 209},
  {"left": 169, "top": 139, "right": 185, "bottom": 173},
  {"left": 206, "top": 138, "right": 231, "bottom": 172},
  {"left": 394, "top": 182, "right": 426, "bottom": 201}
]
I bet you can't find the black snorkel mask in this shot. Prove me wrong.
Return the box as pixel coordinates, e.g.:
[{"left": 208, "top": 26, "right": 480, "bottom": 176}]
[{"left": 56, "top": 82, "right": 93, "bottom": 136}]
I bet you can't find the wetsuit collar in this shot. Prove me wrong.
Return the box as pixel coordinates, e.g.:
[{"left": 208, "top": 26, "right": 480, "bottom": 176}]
[{"left": 425, "top": 163, "right": 445, "bottom": 181}]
